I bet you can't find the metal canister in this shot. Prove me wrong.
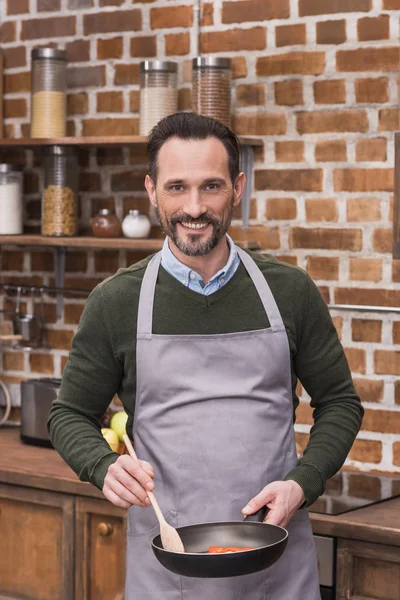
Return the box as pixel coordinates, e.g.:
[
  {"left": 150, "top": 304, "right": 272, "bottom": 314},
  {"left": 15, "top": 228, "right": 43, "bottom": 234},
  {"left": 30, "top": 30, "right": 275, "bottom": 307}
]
[
  {"left": 139, "top": 60, "right": 178, "bottom": 136},
  {"left": 31, "top": 48, "right": 67, "bottom": 138},
  {"left": 42, "top": 146, "right": 78, "bottom": 237},
  {"left": 192, "top": 57, "right": 231, "bottom": 127},
  {"left": 0, "top": 164, "right": 23, "bottom": 235}
]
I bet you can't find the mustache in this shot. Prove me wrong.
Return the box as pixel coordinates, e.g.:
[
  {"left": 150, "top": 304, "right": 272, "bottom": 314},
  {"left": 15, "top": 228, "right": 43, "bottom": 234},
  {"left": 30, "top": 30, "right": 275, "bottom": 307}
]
[{"left": 170, "top": 213, "right": 220, "bottom": 226}]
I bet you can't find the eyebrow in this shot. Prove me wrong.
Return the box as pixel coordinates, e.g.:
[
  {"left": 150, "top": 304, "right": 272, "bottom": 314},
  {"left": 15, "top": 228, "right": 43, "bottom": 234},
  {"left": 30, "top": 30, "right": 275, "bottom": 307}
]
[{"left": 163, "top": 177, "right": 227, "bottom": 187}]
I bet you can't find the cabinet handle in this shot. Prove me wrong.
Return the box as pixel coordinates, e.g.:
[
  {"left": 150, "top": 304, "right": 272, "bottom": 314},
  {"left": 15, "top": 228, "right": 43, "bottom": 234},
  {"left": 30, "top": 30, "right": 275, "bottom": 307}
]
[{"left": 97, "top": 522, "right": 114, "bottom": 536}]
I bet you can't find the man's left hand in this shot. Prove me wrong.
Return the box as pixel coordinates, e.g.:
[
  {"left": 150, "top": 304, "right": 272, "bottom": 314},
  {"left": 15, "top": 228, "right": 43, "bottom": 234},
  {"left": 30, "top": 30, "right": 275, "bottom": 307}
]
[{"left": 242, "top": 480, "right": 305, "bottom": 528}]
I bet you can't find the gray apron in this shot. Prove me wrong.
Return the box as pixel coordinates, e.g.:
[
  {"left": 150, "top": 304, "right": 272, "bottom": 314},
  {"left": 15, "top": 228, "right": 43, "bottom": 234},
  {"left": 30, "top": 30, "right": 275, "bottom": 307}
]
[{"left": 125, "top": 247, "right": 320, "bottom": 600}]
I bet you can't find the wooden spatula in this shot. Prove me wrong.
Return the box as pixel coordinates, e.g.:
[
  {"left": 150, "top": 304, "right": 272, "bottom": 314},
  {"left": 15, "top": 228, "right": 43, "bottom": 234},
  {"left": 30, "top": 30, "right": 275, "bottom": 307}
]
[{"left": 122, "top": 434, "right": 185, "bottom": 553}]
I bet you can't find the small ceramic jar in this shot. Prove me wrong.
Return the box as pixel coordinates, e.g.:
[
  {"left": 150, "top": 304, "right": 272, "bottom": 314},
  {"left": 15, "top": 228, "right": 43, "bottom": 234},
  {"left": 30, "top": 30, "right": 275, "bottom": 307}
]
[
  {"left": 122, "top": 210, "right": 151, "bottom": 239},
  {"left": 91, "top": 208, "right": 121, "bottom": 238}
]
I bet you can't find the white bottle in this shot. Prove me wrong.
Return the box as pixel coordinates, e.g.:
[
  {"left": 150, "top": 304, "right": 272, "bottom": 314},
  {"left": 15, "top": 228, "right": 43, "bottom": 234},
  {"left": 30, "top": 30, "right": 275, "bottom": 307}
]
[
  {"left": 122, "top": 210, "right": 151, "bottom": 239},
  {"left": 0, "top": 164, "right": 23, "bottom": 235}
]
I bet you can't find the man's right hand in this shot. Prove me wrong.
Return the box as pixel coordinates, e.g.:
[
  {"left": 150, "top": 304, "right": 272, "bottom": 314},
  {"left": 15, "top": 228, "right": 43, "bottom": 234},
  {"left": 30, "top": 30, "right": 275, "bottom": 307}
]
[{"left": 103, "top": 455, "right": 155, "bottom": 508}]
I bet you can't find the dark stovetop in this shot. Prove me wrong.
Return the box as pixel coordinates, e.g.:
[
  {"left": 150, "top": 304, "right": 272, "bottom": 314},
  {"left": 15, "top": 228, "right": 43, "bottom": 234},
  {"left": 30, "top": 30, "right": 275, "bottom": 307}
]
[{"left": 309, "top": 470, "right": 400, "bottom": 516}]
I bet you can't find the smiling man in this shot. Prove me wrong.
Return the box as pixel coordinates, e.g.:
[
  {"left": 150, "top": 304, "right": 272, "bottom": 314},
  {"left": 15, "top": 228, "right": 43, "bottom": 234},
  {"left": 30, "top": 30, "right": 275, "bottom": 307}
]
[{"left": 48, "top": 112, "right": 363, "bottom": 600}]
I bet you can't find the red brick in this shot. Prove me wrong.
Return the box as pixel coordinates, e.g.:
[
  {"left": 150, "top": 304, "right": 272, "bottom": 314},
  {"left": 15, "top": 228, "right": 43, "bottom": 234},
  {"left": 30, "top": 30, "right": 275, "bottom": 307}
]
[
  {"left": 202, "top": 3, "right": 213, "bottom": 26},
  {"left": 396, "top": 381, "right": 400, "bottom": 405},
  {"left": 151, "top": 5, "right": 193, "bottom": 29},
  {"left": 21, "top": 16, "right": 75, "bottom": 40},
  {"left": 393, "top": 322, "right": 400, "bottom": 344},
  {"left": 314, "top": 80, "right": 346, "bottom": 104},
  {"left": 4, "top": 98, "right": 27, "bottom": 119},
  {"left": 29, "top": 354, "right": 54, "bottom": 375},
  {"left": 316, "top": 20, "right": 346, "bottom": 44},
  {"left": 79, "top": 172, "right": 101, "bottom": 192},
  {"left": 82, "top": 118, "right": 139, "bottom": 136},
  {"left": 297, "top": 110, "right": 368, "bottom": 134},
  {"left": 305, "top": 198, "right": 338, "bottom": 221},
  {"left": 265, "top": 198, "right": 297, "bottom": 220},
  {"left": 349, "top": 439, "right": 382, "bottom": 463},
  {"left": 201, "top": 27, "right": 266, "bottom": 52},
  {"left": 236, "top": 83, "right": 265, "bottom": 107},
  {"left": 373, "top": 228, "right": 392, "bottom": 253},
  {"left": 375, "top": 351, "right": 400, "bottom": 375},
  {"left": 67, "top": 66, "right": 105, "bottom": 89},
  {"left": 257, "top": 51, "right": 325, "bottom": 76},
  {"left": 97, "top": 37, "right": 123, "bottom": 60},
  {"left": 222, "top": 0, "right": 289, "bottom": 22},
  {"left": 362, "top": 408, "right": 400, "bottom": 433},
  {"left": 352, "top": 319, "right": 382, "bottom": 342},
  {"left": 276, "top": 23, "right": 306, "bottom": 47},
  {"left": 349, "top": 257, "right": 382, "bottom": 281},
  {"left": 114, "top": 64, "right": 140, "bottom": 85},
  {"left": 378, "top": 108, "right": 400, "bottom": 132},
  {"left": 7, "top": 0, "right": 29, "bottom": 14},
  {"left": 131, "top": 36, "right": 156, "bottom": 57},
  {"left": 307, "top": 256, "right": 339, "bottom": 280},
  {"left": 315, "top": 140, "right": 347, "bottom": 162},
  {"left": 130, "top": 90, "right": 140, "bottom": 113},
  {"left": 290, "top": 227, "right": 362, "bottom": 250},
  {"left": 97, "top": 91, "right": 123, "bottom": 113},
  {"left": 394, "top": 262, "right": 400, "bottom": 283},
  {"left": 256, "top": 169, "right": 322, "bottom": 192},
  {"left": 334, "top": 169, "right": 393, "bottom": 192},
  {"left": 64, "top": 303, "right": 85, "bottom": 325},
  {"left": 229, "top": 225, "right": 280, "bottom": 250},
  {"left": 165, "top": 32, "right": 190, "bottom": 56},
  {"left": 3, "top": 46, "right": 26, "bottom": 69},
  {"left": 337, "top": 47, "right": 400, "bottom": 72},
  {"left": 94, "top": 251, "right": 119, "bottom": 273},
  {"left": 275, "top": 141, "right": 304, "bottom": 162},
  {"left": 353, "top": 378, "right": 384, "bottom": 403},
  {"left": 2, "top": 352, "right": 24, "bottom": 371},
  {"left": 4, "top": 72, "right": 30, "bottom": 94},
  {"left": 275, "top": 80, "right": 303, "bottom": 105},
  {"left": 347, "top": 197, "right": 381, "bottom": 221},
  {"left": 358, "top": 15, "right": 389, "bottom": 41},
  {"left": 334, "top": 287, "right": 400, "bottom": 308},
  {"left": 383, "top": 0, "right": 400, "bottom": 7},
  {"left": 1, "top": 251, "right": 24, "bottom": 271},
  {"left": 299, "top": 0, "right": 372, "bottom": 15},
  {"left": 356, "top": 138, "right": 387, "bottom": 162},
  {"left": 99, "top": 0, "right": 124, "bottom": 4},
  {"left": 0, "top": 21, "right": 16, "bottom": 43},
  {"left": 345, "top": 347, "right": 366, "bottom": 374},
  {"left": 231, "top": 57, "right": 248, "bottom": 79},
  {"left": 355, "top": 77, "right": 389, "bottom": 103},
  {"left": 394, "top": 442, "right": 400, "bottom": 467},
  {"left": 67, "top": 92, "right": 88, "bottom": 115},
  {"left": 66, "top": 39, "right": 90, "bottom": 63},
  {"left": 46, "top": 329, "right": 75, "bottom": 351},
  {"left": 276, "top": 255, "right": 298, "bottom": 266},
  {"left": 37, "top": 0, "right": 61, "bottom": 8},
  {"left": 232, "top": 113, "right": 286, "bottom": 136},
  {"left": 84, "top": 10, "right": 141, "bottom": 35}
]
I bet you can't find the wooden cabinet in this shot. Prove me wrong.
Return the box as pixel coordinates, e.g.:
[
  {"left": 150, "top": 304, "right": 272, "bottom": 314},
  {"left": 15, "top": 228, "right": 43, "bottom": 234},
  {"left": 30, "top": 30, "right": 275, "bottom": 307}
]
[
  {"left": 75, "top": 497, "right": 126, "bottom": 600},
  {"left": 336, "top": 538, "right": 400, "bottom": 600},
  {"left": 0, "top": 483, "right": 74, "bottom": 600}
]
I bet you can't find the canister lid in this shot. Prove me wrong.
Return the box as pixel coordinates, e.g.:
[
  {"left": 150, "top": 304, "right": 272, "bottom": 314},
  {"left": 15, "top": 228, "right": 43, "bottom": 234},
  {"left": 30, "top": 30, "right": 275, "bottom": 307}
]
[
  {"left": 0, "top": 163, "right": 23, "bottom": 173},
  {"left": 192, "top": 57, "right": 231, "bottom": 69},
  {"left": 31, "top": 48, "right": 67, "bottom": 61},
  {"left": 140, "top": 60, "right": 178, "bottom": 73}
]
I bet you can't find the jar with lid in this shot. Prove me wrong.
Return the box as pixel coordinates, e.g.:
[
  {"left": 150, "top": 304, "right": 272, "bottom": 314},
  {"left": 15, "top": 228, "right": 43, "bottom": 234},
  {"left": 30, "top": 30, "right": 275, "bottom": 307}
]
[
  {"left": 42, "top": 146, "right": 78, "bottom": 237},
  {"left": 91, "top": 208, "right": 122, "bottom": 238},
  {"left": 192, "top": 57, "right": 231, "bottom": 127},
  {"left": 0, "top": 164, "right": 23, "bottom": 235},
  {"left": 31, "top": 48, "right": 67, "bottom": 138},
  {"left": 139, "top": 61, "right": 178, "bottom": 136},
  {"left": 122, "top": 210, "right": 151, "bottom": 239}
]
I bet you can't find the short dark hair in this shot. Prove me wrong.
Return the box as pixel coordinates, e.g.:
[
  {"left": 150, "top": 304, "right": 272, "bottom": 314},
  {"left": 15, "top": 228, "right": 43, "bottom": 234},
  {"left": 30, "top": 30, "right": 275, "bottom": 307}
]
[{"left": 147, "top": 112, "right": 241, "bottom": 185}]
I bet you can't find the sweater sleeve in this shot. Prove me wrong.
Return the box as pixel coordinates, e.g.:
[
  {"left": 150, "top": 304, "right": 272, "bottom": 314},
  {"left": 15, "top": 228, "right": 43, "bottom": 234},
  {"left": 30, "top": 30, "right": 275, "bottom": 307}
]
[
  {"left": 284, "top": 275, "right": 364, "bottom": 506},
  {"left": 47, "top": 286, "right": 123, "bottom": 490}
]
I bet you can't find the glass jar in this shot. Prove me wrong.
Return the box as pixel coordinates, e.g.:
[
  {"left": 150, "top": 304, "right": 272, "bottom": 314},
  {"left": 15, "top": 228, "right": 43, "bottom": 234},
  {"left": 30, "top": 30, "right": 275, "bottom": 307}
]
[
  {"left": 139, "top": 60, "right": 178, "bottom": 136},
  {"left": 42, "top": 146, "right": 78, "bottom": 237},
  {"left": 91, "top": 208, "right": 122, "bottom": 238},
  {"left": 122, "top": 210, "right": 151, "bottom": 239},
  {"left": 31, "top": 48, "right": 67, "bottom": 138},
  {"left": 0, "top": 164, "right": 23, "bottom": 235},
  {"left": 192, "top": 57, "right": 231, "bottom": 127}
]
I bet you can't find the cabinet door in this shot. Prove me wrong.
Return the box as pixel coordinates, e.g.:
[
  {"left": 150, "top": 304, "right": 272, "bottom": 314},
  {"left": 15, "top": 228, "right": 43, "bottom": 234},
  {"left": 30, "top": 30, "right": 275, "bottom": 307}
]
[
  {"left": 75, "top": 497, "right": 126, "bottom": 600},
  {"left": 0, "top": 483, "right": 74, "bottom": 600},
  {"left": 336, "top": 538, "right": 400, "bottom": 600}
]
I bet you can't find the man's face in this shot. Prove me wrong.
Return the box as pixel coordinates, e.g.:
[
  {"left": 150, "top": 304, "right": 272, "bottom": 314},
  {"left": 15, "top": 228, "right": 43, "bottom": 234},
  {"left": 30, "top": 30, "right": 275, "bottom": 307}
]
[{"left": 145, "top": 137, "right": 244, "bottom": 257}]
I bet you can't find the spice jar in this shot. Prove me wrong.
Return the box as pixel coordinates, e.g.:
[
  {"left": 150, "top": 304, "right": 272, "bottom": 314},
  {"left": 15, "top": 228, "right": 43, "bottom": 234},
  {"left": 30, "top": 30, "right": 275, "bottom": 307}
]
[
  {"left": 91, "top": 209, "right": 122, "bottom": 238},
  {"left": 192, "top": 57, "right": 231, "bottom": 127},
  {"left": 122, "top": 210, "right": 151, "bottom": 239},
  {"left": 31, "top": 48, "right": 67, "bottom": 138},
  {"left": 139, "top": 61, "right": 178, "bottom": 136},
  {"left": 42, "top": 146, "right": 78, "bottom": 237},
  {"left": 0, "top": 164, "right": 23, "bottom": 235}
]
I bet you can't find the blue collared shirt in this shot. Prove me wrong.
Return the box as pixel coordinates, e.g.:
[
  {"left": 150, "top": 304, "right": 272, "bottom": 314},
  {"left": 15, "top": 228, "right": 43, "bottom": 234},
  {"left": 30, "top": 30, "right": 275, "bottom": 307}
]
[{"left": 161, "top": 235, "right": 240, "bottom": 295}]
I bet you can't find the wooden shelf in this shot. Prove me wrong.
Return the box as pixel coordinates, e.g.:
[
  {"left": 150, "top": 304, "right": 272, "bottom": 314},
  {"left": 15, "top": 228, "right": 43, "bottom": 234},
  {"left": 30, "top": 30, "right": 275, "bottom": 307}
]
[
  {"left": 0, "top": 135, "right": 263, "bottom": 148},
  {"left": 0, "top": 234, "right": 260, "bottom": 251}
]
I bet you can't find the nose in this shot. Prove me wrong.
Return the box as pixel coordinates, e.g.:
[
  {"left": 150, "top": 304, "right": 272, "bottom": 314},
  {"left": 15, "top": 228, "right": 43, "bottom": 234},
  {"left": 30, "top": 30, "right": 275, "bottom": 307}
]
[{"left": 182, "top": 188, "right": 207, "bottom": 219}]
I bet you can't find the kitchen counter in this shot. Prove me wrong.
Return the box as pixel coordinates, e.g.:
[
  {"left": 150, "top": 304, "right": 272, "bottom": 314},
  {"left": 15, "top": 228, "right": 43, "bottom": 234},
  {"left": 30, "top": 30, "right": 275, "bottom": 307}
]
[{"left": 1, "top": 427, "right": 400, "bottom": 547}]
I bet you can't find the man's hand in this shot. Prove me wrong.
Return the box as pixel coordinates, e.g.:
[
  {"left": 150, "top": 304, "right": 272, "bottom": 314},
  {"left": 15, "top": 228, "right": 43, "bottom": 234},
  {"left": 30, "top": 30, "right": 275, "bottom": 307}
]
[
  {"left": 242, "top": 480, "right": 305, "bottom": 527},
  {"left": 103, "top": 455, "right": 155, "bottom": 509}
]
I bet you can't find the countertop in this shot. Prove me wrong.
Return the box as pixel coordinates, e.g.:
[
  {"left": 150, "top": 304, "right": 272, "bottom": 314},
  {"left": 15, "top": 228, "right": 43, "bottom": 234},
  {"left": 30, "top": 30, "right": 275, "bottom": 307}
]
[{"left": 1, "top": 427, "right": 400, "bottom": 547}]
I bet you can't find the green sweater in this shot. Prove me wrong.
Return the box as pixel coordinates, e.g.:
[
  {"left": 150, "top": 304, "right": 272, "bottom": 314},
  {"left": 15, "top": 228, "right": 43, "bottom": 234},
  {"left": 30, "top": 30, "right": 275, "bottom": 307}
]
[{"left": 48, "top": 250, "right": 363, "bottom": 507}]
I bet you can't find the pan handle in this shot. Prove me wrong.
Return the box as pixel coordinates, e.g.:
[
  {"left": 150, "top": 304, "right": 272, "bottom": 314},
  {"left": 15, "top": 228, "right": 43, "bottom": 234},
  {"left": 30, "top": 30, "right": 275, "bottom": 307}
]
[{"left": 243, "top": 506, "right": 269, "bottom": 523}]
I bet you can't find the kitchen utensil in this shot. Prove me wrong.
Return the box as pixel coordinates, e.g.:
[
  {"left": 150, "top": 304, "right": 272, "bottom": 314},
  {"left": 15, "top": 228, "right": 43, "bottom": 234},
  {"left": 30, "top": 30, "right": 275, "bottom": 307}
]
[
  {"left": 122, "top": 434, "right": 185, "bottom": 553},
  {"left": 13, "top": 287, "right": 43, "bottom": 349},
  {"left": 20, "top": 378, "right": 61, "bottom": 446}
]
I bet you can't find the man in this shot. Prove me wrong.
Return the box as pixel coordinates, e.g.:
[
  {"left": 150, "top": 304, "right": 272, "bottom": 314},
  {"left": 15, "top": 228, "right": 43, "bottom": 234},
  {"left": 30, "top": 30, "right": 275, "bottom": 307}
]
[{"left": 48, "top": 112, "right": 363, "bottom": 599}]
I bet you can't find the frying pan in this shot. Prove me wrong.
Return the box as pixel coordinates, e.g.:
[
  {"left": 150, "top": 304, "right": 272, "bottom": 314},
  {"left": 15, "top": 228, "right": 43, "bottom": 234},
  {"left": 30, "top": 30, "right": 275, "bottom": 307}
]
[{"left": 151, "top": 507, "right": 288, "bottom": 578}]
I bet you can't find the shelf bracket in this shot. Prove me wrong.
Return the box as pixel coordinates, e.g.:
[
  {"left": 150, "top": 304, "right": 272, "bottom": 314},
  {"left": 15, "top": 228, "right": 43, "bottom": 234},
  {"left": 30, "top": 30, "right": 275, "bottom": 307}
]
[
  {"left": 55, "top": 246, "right": 66, "bottom": 320},
  {"left": 239, "top": 144, "right": 254, "bottom": 232}
]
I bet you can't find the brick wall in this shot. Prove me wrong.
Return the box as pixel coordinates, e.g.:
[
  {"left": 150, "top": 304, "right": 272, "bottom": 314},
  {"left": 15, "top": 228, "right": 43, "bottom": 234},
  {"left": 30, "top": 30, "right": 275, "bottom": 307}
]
[{"left": 0, "top": 0, "right": 399, "bottom": 474}]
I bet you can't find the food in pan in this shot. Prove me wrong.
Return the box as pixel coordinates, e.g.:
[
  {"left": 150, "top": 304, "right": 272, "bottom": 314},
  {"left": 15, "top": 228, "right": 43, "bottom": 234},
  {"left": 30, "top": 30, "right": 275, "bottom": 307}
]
[{"left": 207, "top": 546, "right": 254, "bottom": 554}]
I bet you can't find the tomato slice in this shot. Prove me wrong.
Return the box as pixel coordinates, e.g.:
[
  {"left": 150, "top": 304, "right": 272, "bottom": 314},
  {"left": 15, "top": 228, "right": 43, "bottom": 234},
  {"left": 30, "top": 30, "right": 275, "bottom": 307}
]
[{"left": 207, "top": 546, "right": 253, "bottom": 553}]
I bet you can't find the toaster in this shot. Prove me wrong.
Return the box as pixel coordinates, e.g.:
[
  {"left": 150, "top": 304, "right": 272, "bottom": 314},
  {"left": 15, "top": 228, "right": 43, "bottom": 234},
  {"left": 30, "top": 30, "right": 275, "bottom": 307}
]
[{"left": 20, "top": 378, "right": 61, "bottom": 447}]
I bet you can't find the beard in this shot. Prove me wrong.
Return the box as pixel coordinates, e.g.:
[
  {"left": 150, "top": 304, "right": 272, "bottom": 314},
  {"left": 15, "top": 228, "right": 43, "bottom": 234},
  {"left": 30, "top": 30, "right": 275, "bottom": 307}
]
[{"left": 156, "top": 199, "right": 234, "bottom": 257}]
